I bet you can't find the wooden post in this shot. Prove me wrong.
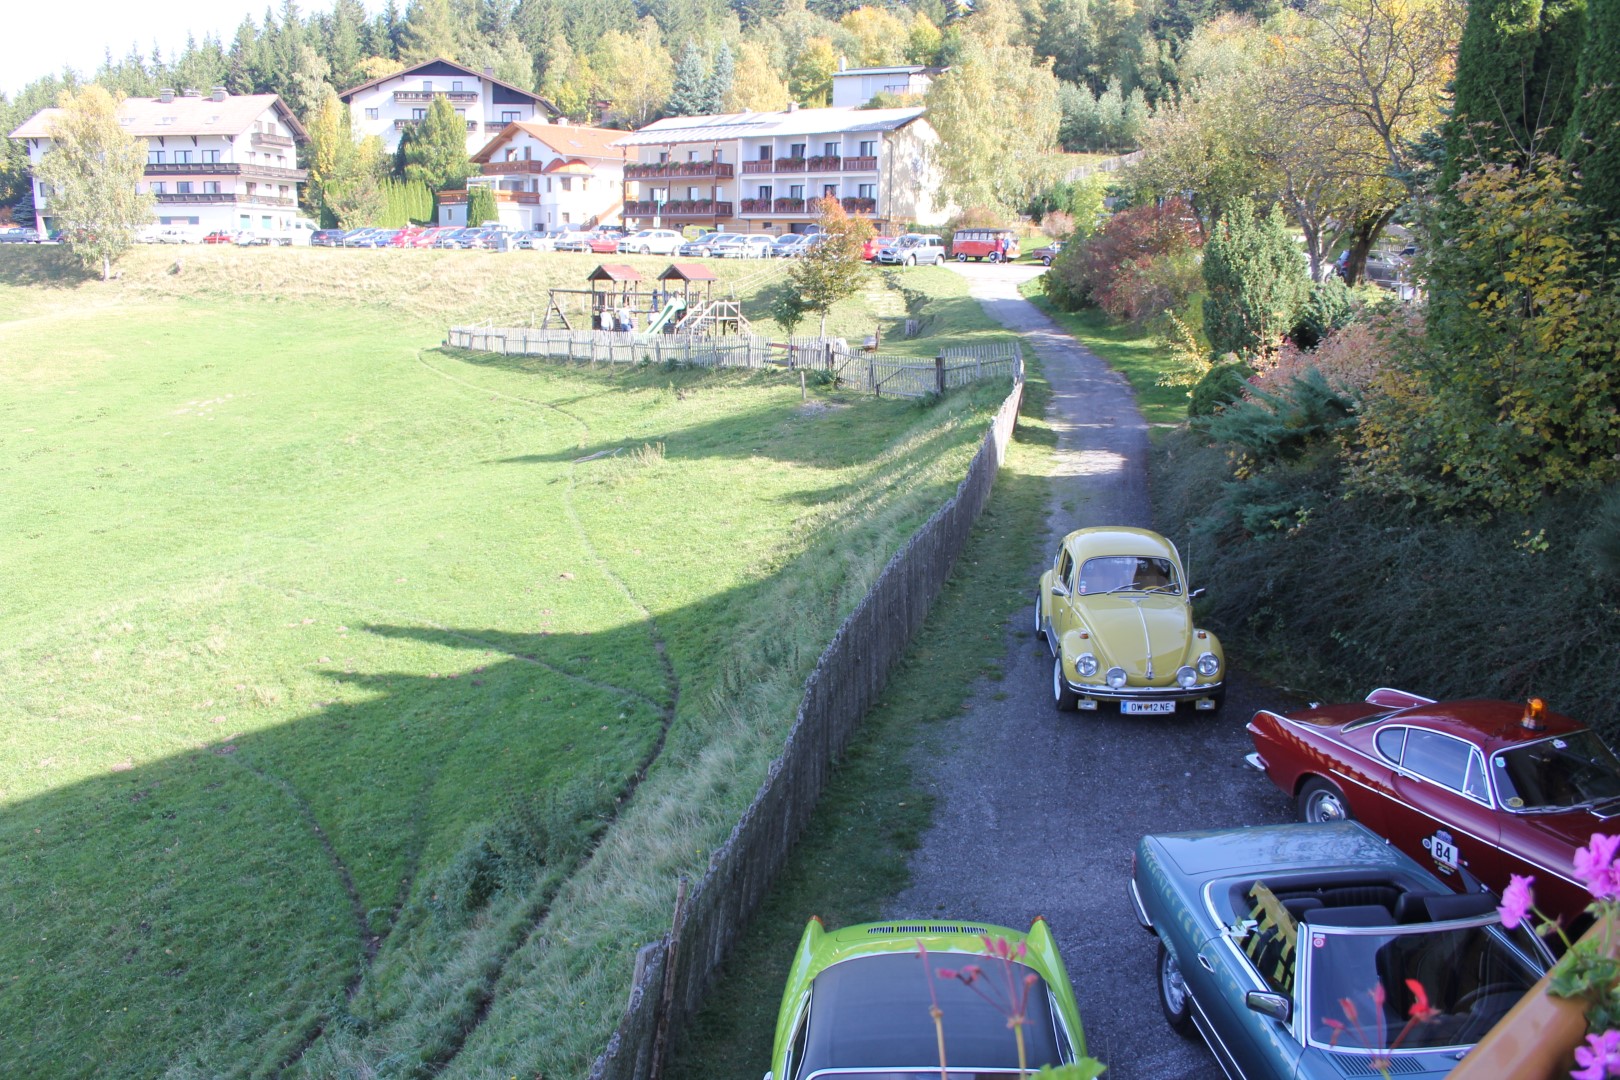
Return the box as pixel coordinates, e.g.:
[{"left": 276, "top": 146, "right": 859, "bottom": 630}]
[
  {"left": 935, "top": 352, "right": 946, "bottom": 394},
  {"left": 649, "top": 874, "right": 689, "bottom": 1080},
  {"left": 801, "top": 370, "right": 807, "bottom": 401}
]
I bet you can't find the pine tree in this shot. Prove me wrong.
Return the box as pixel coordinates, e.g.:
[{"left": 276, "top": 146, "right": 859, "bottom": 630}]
[
  {"left": 667, "top": 42, "right": 710, "bottom": 115},
  {"left": 1447, "top": 0, "right": 1581, "bottom": 171},
  {"left": 401, "top": 94, "right": 473, "bottom": 191},
  {"left": 1565, "top": 0, "right": 1620, "bottom": 227},
  {"left": 401, "top": 0, "right": 458, "bottom": 61},
  {"left": 1201, "top": 198, "right": 1311, "bottom": 361},
  {"left": 705, "top": 41, "right": 733, "bottom": 113},
  {"left": 466, "top": 184, "right": 498, "bottom": 225}
]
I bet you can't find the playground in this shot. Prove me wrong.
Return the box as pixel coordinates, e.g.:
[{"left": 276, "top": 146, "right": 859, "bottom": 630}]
[{"left": 543, "top": 262, "right": 753, "bottom": 335}]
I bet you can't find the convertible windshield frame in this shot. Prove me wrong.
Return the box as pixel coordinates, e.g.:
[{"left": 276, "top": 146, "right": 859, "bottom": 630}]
[
  {"left": 1297, "top": 917, "right": 1545, "bottom": 1056},
  {"left": 1491, "top": 729, "right": 1620, "bottom": 813}
]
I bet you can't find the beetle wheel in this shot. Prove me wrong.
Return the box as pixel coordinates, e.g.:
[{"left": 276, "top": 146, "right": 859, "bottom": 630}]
[
  {"left": 1053, "top": 656, "right": 1079, "bottom": 712},
  {"left": 1034, "top": 589, "right": 1054, "bottom": 655},
  {"left": 1158, "top": 940, "right": 1197, "bottom": 1036},
  {"left": 1298, "top": 777, "right": 1353, "bottom": 824}
]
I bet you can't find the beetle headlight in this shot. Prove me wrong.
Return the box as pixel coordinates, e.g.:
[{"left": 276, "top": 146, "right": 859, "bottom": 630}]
[
  {"left": 1106, "top": 666, "right": 1128, "bottom": 689},
  {"left": 1197, "top": 652, "right": 1220, "bottom": 678},
  {"left": 1177, "top": 665, "right": 1197, "bottom": 688},
  {"left": 1076, "top": 653, "right": 1099, "bottom": 678}
]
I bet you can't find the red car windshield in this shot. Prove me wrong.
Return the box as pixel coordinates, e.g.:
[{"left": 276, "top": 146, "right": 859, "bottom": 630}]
[{"left": 1492, "top": 731, "right": 1620, "bottom": 811}]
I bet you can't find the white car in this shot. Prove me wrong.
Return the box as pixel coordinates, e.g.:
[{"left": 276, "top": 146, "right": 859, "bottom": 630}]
[
  {"left": 713, "top": 234, "right": 776, "bottom": 259},
  {"left": 875, "top": 234, "right": 946, "bottom": 266},
  {"left": 616, "top": 229, "right": 685, "bottom": 256}
]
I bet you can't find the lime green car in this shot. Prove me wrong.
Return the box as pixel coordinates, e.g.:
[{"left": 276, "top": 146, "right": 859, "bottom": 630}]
[
  {"left": 767, "top": 917, "right": 1087, "bottom": 1080},
  {"left": 1036, "top": 526, "right": 1224, "bottom": 715}
]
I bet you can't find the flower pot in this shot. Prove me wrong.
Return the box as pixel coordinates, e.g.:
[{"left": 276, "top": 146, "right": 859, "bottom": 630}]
[{"left": 1450, "top": 913, "right": 1615, "bottom": 1080}]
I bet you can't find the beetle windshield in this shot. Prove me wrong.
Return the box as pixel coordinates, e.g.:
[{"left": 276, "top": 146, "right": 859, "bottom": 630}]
[
  {"left": 1304, "top": 921, "right": 1543, "bottom": 1052},
  {"left": 1077, "top": 556, "right": 1180, "bottom": 596},
  {"left": 1492, "top": 731, "right": 1620, "bottom": 810}
]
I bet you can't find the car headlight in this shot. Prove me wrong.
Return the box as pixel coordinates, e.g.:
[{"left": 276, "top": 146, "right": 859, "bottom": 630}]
[
  {"left": 1197, "top": 652, "right": 1220, "bottom": 678},
  {"left": 1076, "top": 653, "right": 1099, "bottom": 678},
  {"left": 1176, "top": 665, "right": 1197, "bottom": 688},
  {"left": 1106, "top": 666, "right": 1128, "bottom": 689}
]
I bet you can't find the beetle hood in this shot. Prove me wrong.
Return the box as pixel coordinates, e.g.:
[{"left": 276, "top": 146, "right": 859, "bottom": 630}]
[{"left": 1079, "top": 597, "right": 1193, "bottom": 683}]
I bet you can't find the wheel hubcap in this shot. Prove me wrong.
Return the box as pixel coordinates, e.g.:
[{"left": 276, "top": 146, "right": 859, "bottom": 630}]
[
  {"left": 1053, "top": 659, "right": 1062, "bottom": 701},
  {"left": 1310, "top": 791, "right": 1346, "bottom": 822},
  {"left": 1162, "top": 949, "right": 1188, "bottom": 1014}
]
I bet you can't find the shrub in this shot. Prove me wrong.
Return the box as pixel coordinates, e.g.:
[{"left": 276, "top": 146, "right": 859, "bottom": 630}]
[
  {"left": 1290, "top": 275, "right": 1356, "bottom": 351},
  {"left": 1042, "top": 196, "right": 1201, "bottom": 315},
  {"left": 1250, "top": 308, "right": 1412, "bottom": 398},
  {"left": 1201, "top": 197, "right": 1312, "bottom": 361},
  {"left": 1187, "top": 360, "right": 1252, "bottom": 416},
  {"left": 1199, "top": 366, "right": 1359, "bottom": 467}
]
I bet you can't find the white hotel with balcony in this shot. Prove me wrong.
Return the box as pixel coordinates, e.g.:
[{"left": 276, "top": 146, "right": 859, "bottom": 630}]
[
  {"left": 339, "top": 58, "right": 558, "bottom": 156},
  {"left": 609, "top": 70, "right": 950, "bottom": 236},
  {"left": 10, "top": 88, "right": 307, "bottom": 235}
]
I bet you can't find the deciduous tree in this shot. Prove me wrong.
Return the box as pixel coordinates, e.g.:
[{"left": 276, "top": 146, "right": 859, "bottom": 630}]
[
  {"left": 594, "top": 19, "right": 674, "bottom": 126},
  {"left": 788, "top": 197, "right": 874, "bottom": 335},
  {"left": 34, "top": 85, "right": 153, "bottom": 279},
  {"left": 726, "top": 40, "right": 790, "bottom": 110}
]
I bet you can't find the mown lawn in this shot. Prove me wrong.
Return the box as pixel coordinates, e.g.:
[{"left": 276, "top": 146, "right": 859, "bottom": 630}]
[{"left": 0, "top": 280, "right": 1016, "bottom": 1077}]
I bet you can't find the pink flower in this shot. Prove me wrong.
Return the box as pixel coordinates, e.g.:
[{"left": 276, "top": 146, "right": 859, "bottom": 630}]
[
  {"left": 1574, "top": 835, "right": 1620, "bottom": 901},
  {"left": 1406, "top": 979, "right": 1439, "bottom": 1023},
  {"left": 1500, "top": 874, "right": 1536, "bottom": 929},
  {"left": 1572, "top": 1029, "right": 1620, "bottom": 1080}
]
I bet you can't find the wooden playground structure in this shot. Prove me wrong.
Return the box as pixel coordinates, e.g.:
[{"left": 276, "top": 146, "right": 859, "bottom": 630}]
[{"left": 541, "top": 263, "right": 751, "bottom": 336}]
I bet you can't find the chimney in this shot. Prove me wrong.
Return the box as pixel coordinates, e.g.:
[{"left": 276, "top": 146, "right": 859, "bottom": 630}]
[
  {"left": 786, "top": 101, "right": 799, "bottom": 113},
  {"left": 838, "top": 56, "right": 846, "bottom": 72},
  {"left": 483, "top": 67, "right": 495, "bottom": 77},
  {"left": 555, "top": 117, "right": 569, "bottom": 126},
  {"left": 158, "top": 88, "right": 175, "bottom": 103},
  {"left": 210, "top": 87, "right": 227, "bottom": 102}
]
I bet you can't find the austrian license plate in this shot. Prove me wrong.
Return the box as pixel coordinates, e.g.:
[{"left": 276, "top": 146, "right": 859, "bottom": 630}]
[{"left": 1122, "top": 701, "right": 1177, "bottom": 715}]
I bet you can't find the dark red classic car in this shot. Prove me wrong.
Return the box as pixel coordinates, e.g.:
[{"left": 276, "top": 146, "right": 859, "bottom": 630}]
[{"left": 1247, "top": 688, "right": 1620, "bottom": 925}]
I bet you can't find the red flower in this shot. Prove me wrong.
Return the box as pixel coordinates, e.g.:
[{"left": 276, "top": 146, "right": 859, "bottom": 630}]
[{"left": 1406, "top": 979, "right": 1440, "bottom": 1022}]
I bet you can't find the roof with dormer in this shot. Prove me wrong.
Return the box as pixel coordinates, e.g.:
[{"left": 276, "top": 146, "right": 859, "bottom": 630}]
[
  {"left": 10, "top": 92, "right": 307, "bottom": 142},
  {"left": 338, "top": 57, "right": 557, "bottom": 114}
]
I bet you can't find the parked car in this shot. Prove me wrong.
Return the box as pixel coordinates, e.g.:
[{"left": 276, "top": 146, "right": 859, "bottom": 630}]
[
  {"left": 1029, "top": 241, "right": 1064, "bottom": 266},
  {"left": 203, "top": 230, "right": 239, "bottom": 245},
  {"left": 153, "top": 227, "right": 206, "bottom": 244},
  {"left": 234, "top": 231, "right": 273, "bottom": 247},
  {"left": 1036, "top": 526, "right": 1224, "bottom": 714},
  {"left": 713, "top": 233, "right": 776, "bottom": 259},
  {"left": 554, "top": 231, "right": 597, "bottom": 253},
  {"left": 616, "top": 228, "right": 684, "bottom": 255},
  {"left": 310, "top": 229, "right": 346, "bottom": 247},
  {"left": 513, "top": 230, "right": 555, "bottom": 251},
  {"left": 874, "top": 234, "right": 947, "bottom": 266},
  {"left": 1247, "top": 689, "right": 1620, "bottom": 926},
  {"left": 769, "top": 917, "right": 1088, "bottom": 1080},
  {"left": 951, "top": 227, "right": 1020, "bottom": 262},
  {"left": 679, "top": 232, "right": 738, "bottom": 258},
  {"left": 0, "top": 227, "right": 41, "bottom": 243},
  {"left": 586, "top": 230, "right": 627, "bottom": 254},
  {"left": 862, "top": 235, "right": 895, "bottom": 261},
  {"left": 1131, "top": 821, "right": 1551, "bottom": 1080}
]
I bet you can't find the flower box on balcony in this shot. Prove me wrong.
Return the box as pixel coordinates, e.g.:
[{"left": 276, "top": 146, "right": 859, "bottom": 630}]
[
  {"left": 807, "top": 156, "right": 842, "bottom": 172},
  {"left": 776, "top": 157, "right": 807, "bottom": 172},
  {"left": 773, "top": 198, "right": 807, "bottom": 213},
  {"left": 739, "top": 198, "right": 769, "bottom": 213},
  {"left": 840, "top": 197, "right": 877, "bottom": 214}
]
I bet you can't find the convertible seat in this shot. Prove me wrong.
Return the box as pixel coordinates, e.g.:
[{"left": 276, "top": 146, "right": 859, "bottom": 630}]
[
  {"left": 1302, "top": 905, "right": 1395, "bottom": 927},
  {"left": 1243, "top": 882, "right": 1312, "bottom": 992}
]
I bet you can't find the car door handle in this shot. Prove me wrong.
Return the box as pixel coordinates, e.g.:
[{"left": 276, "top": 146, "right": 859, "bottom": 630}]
[{"left": 1198, "top": 954, "right": 1215, "bottom": 973}]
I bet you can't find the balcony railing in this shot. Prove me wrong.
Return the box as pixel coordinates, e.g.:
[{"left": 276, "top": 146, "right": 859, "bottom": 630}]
[
  {"left": 741, "top": 160, "right": 773, "bottom": 174},
  {"left": 772, "top": 197, "right": 808, "bottom": 213},
  {"left": 152, "top": 192, "right": 298, "bottom": 207},
  {"left": 144, "top": 163, "right": 308, "bottom": 181},
  {"left": 250, "top": 132, "right": 294, "bottom": 148},
  {"left": 807, "top": 156, "right": 841, "bottom": 172},
  {"left": 841, "top": 196, "right": 877, "bottom": 214},
  {"left": 624, "top": 199, "right": 733, "bottom": 217},
  {"left": 624, "top": 160, "right": 734, "bottom": 181},
  {"left": 481, "top": 160, "right": 548, "bottom": 175},
  {"left": 773, "top": 157, "right": 808, "bottom": 173},
  {"left": 843, "top": 155, "right": 878, "bottom": 172},
  {"left": 439, "top": 189, "right": 539, "bottom": 205},
  {"left": 394, "top": 90, "right": 479, "bottom": 103},
  {"left": 393, "top": 119, "right": 484, "bottom": 132},
  {"left": 739, "top": 198, "right": 769, "bottom": 213}
]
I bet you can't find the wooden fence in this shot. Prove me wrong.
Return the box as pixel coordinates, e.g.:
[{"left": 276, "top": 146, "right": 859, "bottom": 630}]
[
  {"left": 445, "top": 327, "right": 1022, "bottom": 397},
  {"left": 445, "top": 326, "right": 773, "bottom": 368},
  {"left": 588, "top": 352, "right": 1026, "bottom": 1080}
]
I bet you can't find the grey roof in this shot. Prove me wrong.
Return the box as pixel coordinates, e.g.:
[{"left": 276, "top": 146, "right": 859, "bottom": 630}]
[{"left": 610, "top": 106, "right": 926, "bottom": 147}]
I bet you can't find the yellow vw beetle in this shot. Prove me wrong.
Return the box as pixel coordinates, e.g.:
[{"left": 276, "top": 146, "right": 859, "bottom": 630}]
[{"left": 1035, "top": 526, "right": 1224, "bottom": 715}]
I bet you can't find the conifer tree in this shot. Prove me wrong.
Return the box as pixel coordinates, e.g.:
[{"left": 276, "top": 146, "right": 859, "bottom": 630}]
[
  {"left": 1201, "top": 198, "right": 1310, "bottom": 360},
  {"left": 668, "top": 42, "right": 710, "bottom": 116},
  {"left": 400, "top": 95, "right": 473, "bottom": 192},
  {"left": 1565, "top": 0, "right": 1620, "bottom": 227},
  {"left": 705, "top": 42, "right": 734, "bottom": 113}
]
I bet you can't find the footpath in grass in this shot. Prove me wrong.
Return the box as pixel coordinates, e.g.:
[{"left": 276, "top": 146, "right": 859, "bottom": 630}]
[
  {"left": 1016, "top": 277, "right": 1187, "bottom": 426},
  {"left": 0, "top": 274, "right": 1020, "bottom": 1076}
]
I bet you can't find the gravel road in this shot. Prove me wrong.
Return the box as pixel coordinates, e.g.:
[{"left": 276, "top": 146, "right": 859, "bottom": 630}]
[{"left": 886, "top": 263, "right": 1298, "bottom": 1077}]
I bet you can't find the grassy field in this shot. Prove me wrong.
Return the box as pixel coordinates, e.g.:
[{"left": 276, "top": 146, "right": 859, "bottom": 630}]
[
  {"left": 1016, "top": 278, "right": 1188, "bottom": 426},
  {"left": 0, "top": 251, "right": 1017, "bottom": 1077},
  {"left": 0, "top": 245, "right": 1005, "bottom": 358}
]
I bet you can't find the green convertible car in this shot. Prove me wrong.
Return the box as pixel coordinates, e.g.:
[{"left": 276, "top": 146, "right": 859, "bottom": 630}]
[
  {"left": 767, "top": 917, "right": 1088, "bottom": 1080},
  {"left": 1130, "top": 822, "right": 1552, "bottom": 1080}
]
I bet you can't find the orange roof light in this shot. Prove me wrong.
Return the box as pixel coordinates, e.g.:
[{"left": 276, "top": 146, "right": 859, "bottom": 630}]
[{"left": 1522, "top": 698, "right": 1547, "bottom": 731}]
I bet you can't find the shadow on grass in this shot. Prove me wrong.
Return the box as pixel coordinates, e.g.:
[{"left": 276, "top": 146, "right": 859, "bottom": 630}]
[{"left": 0, "top": 246, "right": 99, "bottom": 287}]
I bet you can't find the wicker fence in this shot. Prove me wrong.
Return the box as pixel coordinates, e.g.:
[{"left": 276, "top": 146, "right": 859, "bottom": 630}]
[
  {"left": 588, "top": 353, "right": 1026, "bottom": 1080},
  {"left": 446, "top": 327, "right": 1021, "bottom": 398}
]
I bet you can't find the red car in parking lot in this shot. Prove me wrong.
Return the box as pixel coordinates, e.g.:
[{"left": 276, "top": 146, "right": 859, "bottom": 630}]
[{"left": 1247, "top": 688, "right": 1620, "bottom": 925}]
